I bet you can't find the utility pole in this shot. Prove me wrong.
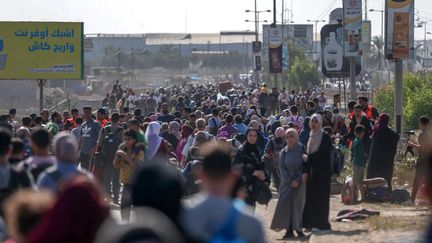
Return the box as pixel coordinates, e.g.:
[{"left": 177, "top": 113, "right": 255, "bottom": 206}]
[
  {"left": 281, "top": 0, "right": 284, "bottom": 89},
  {"left": 255, "top": 0, "right": 258, "bottom": 43},
  {"left": 246, "top": 3, "right": 271, "bottom": 85},
  {"left": 364, "top": 0, "right": 368, "bottom": 20},
  {"left": 349, "top": 58, "right": 356, "bottom": 100},
  {"left": 273, "top": 0, "right": 278, "bottom": 88},
  {"left": 395, "top": 59, "right": 403, "bottom": 134},
  {"left": 37, "top": 79, "right": 46, "bottom": 111}
]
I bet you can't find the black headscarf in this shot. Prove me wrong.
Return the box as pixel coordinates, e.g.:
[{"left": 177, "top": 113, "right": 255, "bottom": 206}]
[
  {"left": 242, "top": 129, "right": 262, "bottom": 163},
  {"left": 132, "top": 164, "right": 183, "bottom": 222}
]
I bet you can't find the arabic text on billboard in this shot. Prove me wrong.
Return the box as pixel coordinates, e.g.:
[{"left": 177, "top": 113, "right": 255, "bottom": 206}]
[
  {"left": 0, "top": 22, "right": 83, "bottom": 80},
  {"left": 385, "top": 0, "right": 414, "bottom": 60},
  {"left": 343, "top": 0, "right": 363, "bottom": 56}
]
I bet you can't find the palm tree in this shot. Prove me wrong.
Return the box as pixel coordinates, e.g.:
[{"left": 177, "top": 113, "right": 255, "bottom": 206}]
[{"left": 368, "top": 35, "right": 384, "bottom": 71}]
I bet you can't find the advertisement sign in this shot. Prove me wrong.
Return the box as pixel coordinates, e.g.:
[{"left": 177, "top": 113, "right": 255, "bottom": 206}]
[
  {"left": 385, "top": 0, "right": 414, "bottom": 60},
  {"left": 282, "top": 43, "right": 289, "bottom": 70},
  {"left": 254, "top": 55, "right": 262, "bottom": 71},
  {"left": 392, "top": 13, "right": 410, "bottom": 59},
  {"left": 268, "top": 27, "right": 283, "bottom": 73},
  {"left": 343, "top": 0, "right": 363, "bottom": 56},
  {"left": 252, "top": 41, "right": 261, "bottom": 52},
  {"left": 262, "top": 24, "right": 314, "bottom": 53},
  {"left": 0, "top": 22, "right": 83, "bottom": 80},
  {"left": 361, "top": 20, "right": 372, "bottom": 52},
  {"left": 321, "top": 24, "right": 361, "bottom": 78}
]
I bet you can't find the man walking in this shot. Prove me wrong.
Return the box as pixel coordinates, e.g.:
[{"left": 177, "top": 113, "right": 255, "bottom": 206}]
[{"left": 78, "top": 106, "right": 101, "bottom": 170}]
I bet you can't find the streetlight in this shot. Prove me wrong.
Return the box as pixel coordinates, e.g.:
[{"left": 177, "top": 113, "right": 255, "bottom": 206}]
[
  {"left": 245, "top": 0, "right": 271, "bottom": 84},
  {"left": 245, "top": 20, "right": 269, "bottom": 22},
  {"left": 245, "top": 10, "right": 271, "bottom": 13},
  {"left": 307, "top": 19, "right": 326, "bottom": 52},
  {"left": 245, "top": 9, "right": 271, "bottom": 42},
  {"left": 416, "top": 19, "right": 432, "bottom": 60},
  {"left": 369, "top": 9, "right": 385, "bottom": 46}
]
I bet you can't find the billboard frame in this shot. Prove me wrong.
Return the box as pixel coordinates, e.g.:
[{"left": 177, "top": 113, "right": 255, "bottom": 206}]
[{"left": 0, "top": 21, "right": 84, "bottom": 80}]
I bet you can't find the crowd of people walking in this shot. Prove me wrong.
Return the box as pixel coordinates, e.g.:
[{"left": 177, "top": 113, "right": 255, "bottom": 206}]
[{"left": 0, "top": 81, "right": 430, "bottom": 242}]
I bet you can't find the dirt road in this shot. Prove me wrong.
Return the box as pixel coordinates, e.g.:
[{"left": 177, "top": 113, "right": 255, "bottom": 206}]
[
  {"left": 111, "top": 195, "right": 430, "bottom": 243},
  {"left": 256, "top": 195, "right": 430, "bottom": 243}
]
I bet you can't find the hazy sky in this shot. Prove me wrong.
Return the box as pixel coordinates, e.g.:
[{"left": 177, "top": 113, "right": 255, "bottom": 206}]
[{"left": 1, "top": 0, "right": 431, "bottom": 40}]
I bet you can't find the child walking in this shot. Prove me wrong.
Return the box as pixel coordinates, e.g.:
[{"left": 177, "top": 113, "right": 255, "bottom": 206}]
[{"left": 351, "top": 125, "right": 367, "bottom": 203}]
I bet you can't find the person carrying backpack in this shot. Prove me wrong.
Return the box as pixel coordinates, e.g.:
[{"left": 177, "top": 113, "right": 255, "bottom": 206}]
[
  {"left": 37, "top": 132, "right": 92, "bottom": 193},
  {"left": 96, "top": 113, "right": 123, "bottom": 204},
  {"left": 16, "top": 129, "right": 57, "bottom": 186},
  {"left": 208, "top": 108, "right": 221, "bottom": 136},
  {"left": 288, "top": 90, "right": 297, "bottom": 106},
  {"left": 263, "top": 127, "right": 286, "bottom": 191}
]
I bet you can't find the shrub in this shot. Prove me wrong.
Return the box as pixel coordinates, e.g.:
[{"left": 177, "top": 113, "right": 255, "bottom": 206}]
[{"left": 374, "top": 73, "right": 432, "bottom": 130}]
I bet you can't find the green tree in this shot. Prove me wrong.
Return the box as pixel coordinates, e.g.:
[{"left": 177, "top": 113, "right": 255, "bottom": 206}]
[
  {"left": 374, "top": 73, "right": 432, "bottom": 130},
  {"left": 290, "top": 57, "right": 320, "bottom": 89}
]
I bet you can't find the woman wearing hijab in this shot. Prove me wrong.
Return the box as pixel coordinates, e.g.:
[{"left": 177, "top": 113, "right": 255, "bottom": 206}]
[
  {"left": 163, "top": 121, "right": 181, "bottom": 153},
  {"left": 299, "top": 117, "right": 311, "bottom": 146},
  {"left": 175, "top": 124, "right": 194, "bottom": 164},
  {"left": 145, "top": 122, "right": 170, "bottom": 162},
  {"left": 303, "top": 114, "right": 333, "bottom": 232},
  {"left": 367, "top": 113, "right": 399, "bottom": 190},
  {"left": 234, "top": 128, "right": 267, "bottom": 207},
  {"left": 27, "top": 176, "right": 109, "bottom": 243},
  {"left": 131, "top": 164, "right": 193, "bottom": 242},
  {"left": 271, "top": 128, "right": 308, "bottom": 239}
]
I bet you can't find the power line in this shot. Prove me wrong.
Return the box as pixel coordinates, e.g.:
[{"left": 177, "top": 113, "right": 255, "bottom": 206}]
[{"left": 314, "top": 0, "right": 337, "bottom": 21}]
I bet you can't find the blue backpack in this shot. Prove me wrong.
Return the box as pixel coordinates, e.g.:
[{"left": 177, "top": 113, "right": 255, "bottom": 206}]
[{"left": 209, "top": 205, "right": 245, "bottom": 243}]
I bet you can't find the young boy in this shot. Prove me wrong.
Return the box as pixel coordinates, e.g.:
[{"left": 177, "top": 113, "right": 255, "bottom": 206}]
[
  {"left": 409, "top": 116, "right": 431, "bottom": 202},
  {"left": 351, "top": 125, "right": 367, "bottom": 203}
]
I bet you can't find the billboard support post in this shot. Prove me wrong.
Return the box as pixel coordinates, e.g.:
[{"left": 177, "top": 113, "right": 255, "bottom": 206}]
[
  {"left": 395, "top": 59, "right": 403, "bottom": 134},
  {"left": 349, "top": 57, "right": 356, "bottom": 100},
  {"left": 36, "top": 79, "right": 46, "bottom": 111}
]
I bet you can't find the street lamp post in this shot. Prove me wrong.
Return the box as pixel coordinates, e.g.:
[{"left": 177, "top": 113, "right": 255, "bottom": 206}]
[
  {"left": 307, "top": 19, "right": 326, "bottom": 53},
  {"left": 245, "top": 17, "right": 269, "bottom": 42},
  {"left": 245, "top": 7, "right": 271, "bottom": 84}
]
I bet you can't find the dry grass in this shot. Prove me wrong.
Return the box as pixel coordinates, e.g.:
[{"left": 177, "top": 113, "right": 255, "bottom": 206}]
[{"left": 368, "top": 216, "right": 428, "bottom": 231}]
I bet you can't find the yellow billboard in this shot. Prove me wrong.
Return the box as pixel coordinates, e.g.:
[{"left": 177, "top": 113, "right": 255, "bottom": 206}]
[{"left": 0, "top": 22, "right": 83, "bottom": 80}]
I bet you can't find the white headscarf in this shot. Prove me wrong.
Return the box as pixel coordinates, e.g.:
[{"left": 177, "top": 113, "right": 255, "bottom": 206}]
[
  {"left": 145, "top": 122, "right": 163, "bottom": 160},
  {"left": 307, "top": 114, "right": 323, "bottom": 154}
]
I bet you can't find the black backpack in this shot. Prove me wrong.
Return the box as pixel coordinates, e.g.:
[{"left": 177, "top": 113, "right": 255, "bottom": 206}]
[
  {"left": 101, "top": 126, "right": 123, "bottom": 160},
  {"left": 391, "top": 189, "right": 410, "bottom": 204},
  {"left": 288, "top": 95, "right": 296, "bottom": 106},
  {"left": 209, "top": 117, "right": 220, "bottom": 136},
  {"left": 251, "top": 178, "right": 272, "bottom": 205},
  {"left": 27, "top": 162, "right": 54, "bottom": 184},
  {"left": 15, "top": 161, "right": 53, "bottom": 186}
]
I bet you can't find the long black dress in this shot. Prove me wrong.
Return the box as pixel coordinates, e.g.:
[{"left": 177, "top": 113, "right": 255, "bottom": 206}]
[
  {"left": 367, "top": 126, "right": 399, "bottom": 190},
  {"left": 303, "top": 132, "right": 332, "bottom": 230},
  {"left": 234, "top": 142, "right": 266, "bottom": 206}
]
